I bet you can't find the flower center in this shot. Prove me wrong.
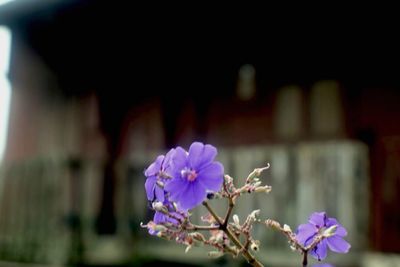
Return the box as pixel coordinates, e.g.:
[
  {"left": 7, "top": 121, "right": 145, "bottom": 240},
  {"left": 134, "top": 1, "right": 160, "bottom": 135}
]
[{"left": 181, "top": 168, "right": 198, "bottom": 182}]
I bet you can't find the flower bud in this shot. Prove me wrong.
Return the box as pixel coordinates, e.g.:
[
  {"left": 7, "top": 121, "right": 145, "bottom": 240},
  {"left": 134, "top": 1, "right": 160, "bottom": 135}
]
[
  {"left": 152, "top": 201, "right": 163, "bottom": 210},
  {"left": 233, "top": 214, "right": 240, "bottom": 225},
  {"left": 207, "top": 192, "right": 215, "bottom": 199},
  {"left": 255, "top": 185, "right": 272, "bottom": 193},
  {"left": 250, "top": 209, "right": 260, "bottom": 218},
  {"left": 250, "top": 240, "right": 260, "bottom": 252},
  {"left": 253, "top": 181, "right": 262, "bottom": 187},
  {"left": 283, "top": 224, "right": 292, "bottom": 233},
  {"left": 265, "top": 219, "right": 281, "bottom": 229},
  {"left": 224, "top": 174, "right": 233, "bottom": 183},
  {"left": 246, "top": 164, "right": 270, "bottom": 183},
  {"left": 189, "top": 232, "right": 206, "bottom": 242},
  {"left": 154, "top": 224, "right": 168, "bottom": 232}
]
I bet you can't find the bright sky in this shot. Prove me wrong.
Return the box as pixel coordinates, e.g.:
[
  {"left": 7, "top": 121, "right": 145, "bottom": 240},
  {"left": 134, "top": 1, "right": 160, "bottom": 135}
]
[
  {"left": 0, "top": 26, "right": 12, "bottom": 163},
  {"left": 0, "top": 0, "right": 15, "bottom": 6}
]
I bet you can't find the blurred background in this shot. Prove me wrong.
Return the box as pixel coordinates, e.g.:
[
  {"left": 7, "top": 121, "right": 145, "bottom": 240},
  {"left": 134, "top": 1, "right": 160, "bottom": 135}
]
[{"left": 0, "top": 1, "right": 400, "bottom": 267}]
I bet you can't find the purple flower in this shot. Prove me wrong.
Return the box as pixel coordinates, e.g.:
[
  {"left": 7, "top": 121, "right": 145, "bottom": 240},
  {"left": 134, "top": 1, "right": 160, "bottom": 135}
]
[
  {"left": 164, "top": 142, "right": 224, "bottom": 210},
  {"left": 144, "top": 149, "right": 175, "bottom": 202},
  {"left": 296, "top": 212, "right": 351, "bottom": 261}
]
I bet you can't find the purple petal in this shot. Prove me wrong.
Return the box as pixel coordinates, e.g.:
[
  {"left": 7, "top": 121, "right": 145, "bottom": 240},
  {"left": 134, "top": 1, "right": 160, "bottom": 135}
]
[
  {"left": 296, "top": 223, "right": 317, "bottom": 245},
  {"left": 327, "top": 236, "right": 351, "bottom": 253},
  {"left": 179, "top": 181, "right": 207, "bottom": 210},
  {"left": 162, "top": 148, "right": 175, "bottom": 173},
  {"left": 154, "top": 211, "right": 166, "bottom": 224},
  {"left": 145, "top": 155, "right": 164, "bottom": 177},
  {"left": 310, "top": 239, "right": 328, "bottom": 261},
  {"left": 309, "top": 212, "right": 327, "bottom": 227},
  {"left": 188, "top": 142, "right": 217, "bottom": 170},
  {"left": 155, "top": 185, "right": 165, "bottom": 202},
  {"left": 197, "top": 162, "right": 224, "bottom": 192},
  {"left": 326, "top": 217, "right": 347, "bottom": 237},
  {"left": 144, "top": 176, "right": 156, "bottom": 201},
  {"left": 170, "top": 147, "right": 188, "bottom": 176},
  {"left": 164, "top": 179, "right": 187, "bottom": 201}
]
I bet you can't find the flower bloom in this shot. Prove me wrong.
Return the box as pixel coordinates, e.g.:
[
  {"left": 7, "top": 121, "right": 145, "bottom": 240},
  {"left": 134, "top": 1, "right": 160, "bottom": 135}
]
[
  {"left": 296, "top": 212, "right": 350, "bottom": 260},
  {"left": 164, "top": 142, "right": 224, "bottom": 210},
  {"left": 144, "top": 149, "right": 175, "bottom": 203}
]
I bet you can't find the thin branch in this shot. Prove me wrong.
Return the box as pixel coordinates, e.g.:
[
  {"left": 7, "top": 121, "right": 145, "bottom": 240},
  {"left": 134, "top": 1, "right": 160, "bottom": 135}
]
[
  {"left": 222, "top": 182, "right": 235, "bottom": 228},
  {"left": 203, "top": 201, "right": 264, "bottom": 267},
  {"left": 186, "top": 224, "right": 220, "bottom": 231},
  {"left": 203, "top": 201, "right": 223, "bottom": 225}
]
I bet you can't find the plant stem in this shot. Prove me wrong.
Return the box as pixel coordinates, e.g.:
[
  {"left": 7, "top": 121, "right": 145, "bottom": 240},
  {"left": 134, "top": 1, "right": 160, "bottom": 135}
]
[
  {"left": 222, "top": 182, "right": 235, "bottom": 228},
  {"left": 302, "top": 251, "right": 308, "bottom": 267},
  {"left": 203, "top": 201, "right": 264, "bottom": 267},
  {"left": 187, "top": 224, "right": 220, "bottom": 231}
]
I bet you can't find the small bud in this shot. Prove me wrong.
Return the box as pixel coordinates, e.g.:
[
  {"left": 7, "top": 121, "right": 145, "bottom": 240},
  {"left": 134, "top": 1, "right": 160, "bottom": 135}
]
[
  {"left": 283, "top": 224, "right": 292, "bottom": 233},
  {"left": 323, "top": 225, "right": 338, "bottom": 237},
  {"left": 154, "top": 224, "right": 167, "bottom": 232},
  {"left": 290, "top": 244, "right": 297, "bottom": 251},
  {"left": 189, "top": 232, "right": 206, "bottom": 242},
  {"left": 255, "top": 185, "right": 272, "bottom": 193},
  {"left": 233, "top": 214, "right": 240, "bottom": 225},
  {"left": 250, "top": 240, "right": 260, "bottom": 252},
  {"left": 224, "top": 174, "right": 233, "bottom": 183},
  {"left": 265, "top": 219, "right": 281, "bottom": 229},
  {"left": 207, "top": 192, "right": 215, "bottom": 199},
  {"left": 152, "top": 201, "right": 164, "bottom": 211},
  {"left": 253, "top": 181, "right": 262, "bottom": 187},
  {"left": 246, "top": 164, "right": 270, "bottom": 183},
  {"left": 208, "top": 251, "right": 224, "bottom": 259},
  {"left": 250, "top": 209, "right": 260, "bottom": 218}
]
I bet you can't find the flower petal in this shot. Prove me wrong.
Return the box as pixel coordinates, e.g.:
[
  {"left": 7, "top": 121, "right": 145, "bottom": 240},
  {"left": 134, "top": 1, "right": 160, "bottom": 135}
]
[
  {"left": 197, "top": 162, "right": 224, "bottom": 192},
  {"left": 145, "top": 155, "right": 164, "bottom": 176},
  {"left": 309, "top": 212, "right": 327, "bottom": 227},
  {"left": 144, "top": 176, "right": 156, "bottom": 201},
  {"left": 310, "top": 239, "right": 328, "bottom": 261},
  {"left": 155, "top": 185, "right": 165, "bottom": 202},
  {"left": 326, "top": 217, "right": 347, "bottom": 237},
  {"left": 179, "top": 181, "right": 207, "bottom": 210},
  {"left": 164, "top": 179, "right": 187, "bottom": 201},
  {"left": 154, "top": 211, "right": 166, "bottom": 224},
  {"left": 296, "top": 223, "right": 317, "bottom": 246},
  {"left": 162, "top": 148, "right": 175, "bottom": 173},
  {"left": 327, "top": 236, "right": 351, "bottom": 253},
  {"left": 188, "top": 142, "right": 217, "bottom": 170},
  {"left": 170, "top": 147, "right": 188, "bottom": 177}
]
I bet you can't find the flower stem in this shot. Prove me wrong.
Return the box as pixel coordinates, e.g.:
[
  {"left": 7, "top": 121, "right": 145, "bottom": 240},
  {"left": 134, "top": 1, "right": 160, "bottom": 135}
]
[
  {"left": 222, "top": 182, "right": 235, "bottom": 228},
  {"left": 187, "top": 224, "right": 220, "bottom": 231},
  {"left": 302, "top": 251, "right": 308, "bottom": 267},
  {"left": 203, "top": 201, "right": 264, "bottom": 267}
]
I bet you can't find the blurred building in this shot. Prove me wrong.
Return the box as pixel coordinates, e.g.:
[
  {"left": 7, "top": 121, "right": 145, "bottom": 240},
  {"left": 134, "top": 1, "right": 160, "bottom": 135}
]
[{"left": 0, "top": 1, "right": 400, "bottom": 267}]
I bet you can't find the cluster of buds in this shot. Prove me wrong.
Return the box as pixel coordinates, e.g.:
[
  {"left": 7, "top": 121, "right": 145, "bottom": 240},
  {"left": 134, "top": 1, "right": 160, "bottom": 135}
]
[{"left": 142, "top": 142, "right": 350, "bottom": 267}]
